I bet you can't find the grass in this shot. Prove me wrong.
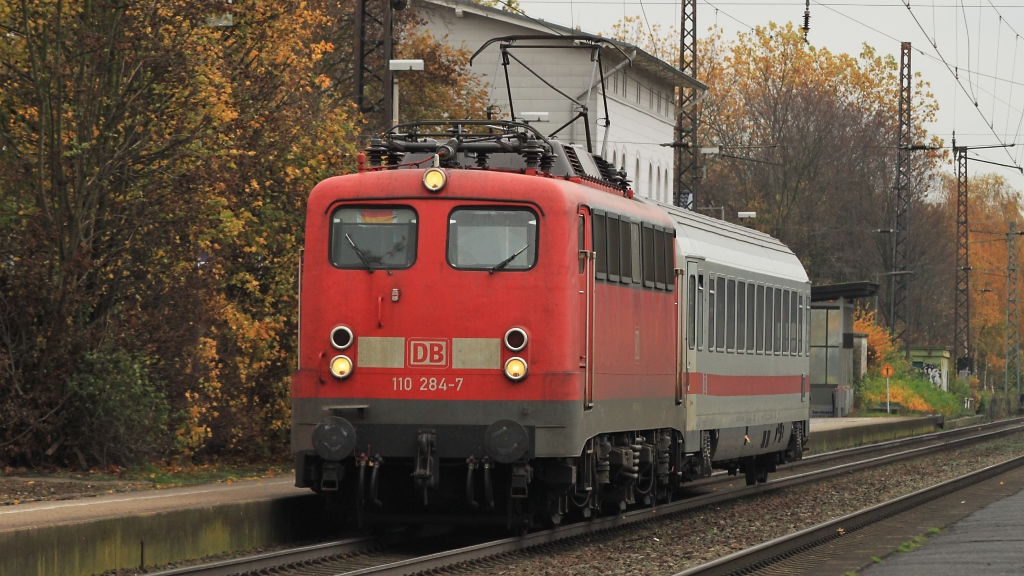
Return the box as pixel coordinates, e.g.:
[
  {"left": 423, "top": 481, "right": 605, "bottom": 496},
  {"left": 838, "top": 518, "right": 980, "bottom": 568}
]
[
  {"left": 120, "top": 460, "right": 292, "bottom": 486},
  {"left": 2, "top": 458, "right": 293, "bottom": 487},
  {"left": 849, "top": 527, "right": 943, "bottom": 574}
]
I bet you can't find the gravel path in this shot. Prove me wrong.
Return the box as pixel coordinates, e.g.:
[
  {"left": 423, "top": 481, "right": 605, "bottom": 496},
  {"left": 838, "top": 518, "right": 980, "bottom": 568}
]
[{"left": 466, "top": 432, "right": 1024, "bottom": 576}]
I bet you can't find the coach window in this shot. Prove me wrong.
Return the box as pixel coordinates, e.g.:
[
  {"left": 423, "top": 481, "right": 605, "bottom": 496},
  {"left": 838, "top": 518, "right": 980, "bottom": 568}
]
[
  {"left": 630, "top": 223, "right": 642, "bottom": 284},
  {"left": 708, "top": 274, "right": 717, "bottom": 351},
  {"left": 773, "top": 287, "right": 783, "bottom": 354},
  {"left": 782, "top": 289, "right": 791, "bottom": 355},
  {"left": 578, "top": 214, "right": 586, "bottom": 274},
  {"left": 687, "top": 274, "right": 696, "bottom": 349},
  {"left": 762, "top": 285, "right": 772, "bottom": 354},
  {"left": 797, "top": 293, "right": 804, "bottom": 355},
  {"left": 593, "top": 212, "right": 607, "bottom": 280},
  {"left": 746, "top": 283, "right": 756, "bottom": 353},
  {"left": 806, "top": 293, "right": 812, "bottom": 355},
  {"left": 715, "top": 275, "right": 726, "bottom": 351},
  {"left": 607, "top": 214, "right": 621, "bottom": 281},
  {"left": 736, "top": 281, "right": 746, "bottom": 353},
  {"left": 330, "top": 206, "right": 418, "bottom": 271},
  {"left": 619, "top": 218, "right": 632, "bottom": 284},
  {"left": 447, "top": 208, "right": 537, "bottom": 271},
  {"left": 698, "top": 274, "right": 705, "bottom": 349},
  {"left": 653, "top": 229, "right": 666, "bottom": 289},
  {"left": 642, "top": 224, "right": 656, "bottom": 288},
  {"left": 790, "top": 291, "right": 799, "bottom": 354},
  {"left": 726, "top": 279, "right": 736, "bottom": 352},
  {"left": 663, "top": 230, "right": 675, "bottom": 291}
]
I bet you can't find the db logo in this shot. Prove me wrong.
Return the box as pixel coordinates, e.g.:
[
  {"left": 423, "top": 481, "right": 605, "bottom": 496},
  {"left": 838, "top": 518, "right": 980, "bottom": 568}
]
[{"left": 408, "top": 339, "right": 448, "bottom": 367}]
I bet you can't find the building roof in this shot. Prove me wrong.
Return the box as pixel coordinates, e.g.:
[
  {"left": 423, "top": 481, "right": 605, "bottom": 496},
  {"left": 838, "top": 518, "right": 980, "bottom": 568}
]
[
  {"left": 418, "top": 0, "right": 707, "bottom": 92},
  {"left": 637, "top": 197, "right": 809, "bottom": 283},
  {"left": 811, "top": 282, "right": 879, "bottom": 302}
]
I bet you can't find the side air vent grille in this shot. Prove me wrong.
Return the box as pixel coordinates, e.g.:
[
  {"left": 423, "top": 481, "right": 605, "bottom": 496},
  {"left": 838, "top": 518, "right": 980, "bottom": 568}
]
[
  {"left": 592, "top": 155, "right": 618, "bottom": 181},
  {"left": 562, "top": 146, "right": 586, "bottom": 177}
]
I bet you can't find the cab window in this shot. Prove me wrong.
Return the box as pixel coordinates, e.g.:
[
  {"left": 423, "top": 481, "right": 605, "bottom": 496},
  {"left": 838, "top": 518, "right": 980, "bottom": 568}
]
[
  {"left": 330, "top": 206, "right": 417, "bottom": 270},
  {"left": 448, "top": 208, "right": 538, "bottom": 270}
]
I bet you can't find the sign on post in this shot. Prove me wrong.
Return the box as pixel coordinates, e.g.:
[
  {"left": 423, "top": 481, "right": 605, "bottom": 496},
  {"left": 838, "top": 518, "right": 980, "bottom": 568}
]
[{"left": 881, "top": 363, "right": 894, "bottom": 413}]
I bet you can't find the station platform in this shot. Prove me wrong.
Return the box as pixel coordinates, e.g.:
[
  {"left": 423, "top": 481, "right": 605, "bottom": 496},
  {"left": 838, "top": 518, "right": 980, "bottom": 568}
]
[
  {"left": 807, "top": 415, "right": 942, "bottom": 453},
  {"left": 860, "top": 474, "right": 1024, "bottom": 575},
  {"left": 0, "top": 414, "right": 947, "bottom": 575},
  {"left": 0, "top": 476, "right": 331, "bottom": 576}
]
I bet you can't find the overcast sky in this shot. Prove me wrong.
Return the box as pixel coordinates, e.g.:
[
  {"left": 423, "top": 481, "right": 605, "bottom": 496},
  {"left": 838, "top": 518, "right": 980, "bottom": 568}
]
[{"left": 514, "top": 0, "right": 1024, "bottom": 185}]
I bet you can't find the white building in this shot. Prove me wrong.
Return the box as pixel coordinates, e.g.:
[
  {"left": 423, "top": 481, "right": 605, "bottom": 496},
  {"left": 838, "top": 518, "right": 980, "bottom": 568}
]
[{"left": 416, "top": 0, "right": 706, "bottom": 203}]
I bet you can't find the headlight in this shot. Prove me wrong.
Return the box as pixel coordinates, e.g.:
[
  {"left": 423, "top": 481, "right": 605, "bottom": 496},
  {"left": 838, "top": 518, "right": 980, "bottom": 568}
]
[
  {"left": 331, "top": 326, "right": 353, "bottom": 350},
  {"left": 504, "top": 327, "right": 528, "bottom": 352},
  {"left": 329, "top": 355, "right": 354, "bottom": 379},
  {"left": 422, "top": 168, "right": 447, "bottom": 192},
  {"left": 504, "top": 357, "right": 528, "bottom": 382}
]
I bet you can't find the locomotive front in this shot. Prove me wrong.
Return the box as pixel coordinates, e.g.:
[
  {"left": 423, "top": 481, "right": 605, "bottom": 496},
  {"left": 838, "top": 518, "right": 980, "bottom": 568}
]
[{"left": 292, "top": 152, "right": 585, "bottom": 524}]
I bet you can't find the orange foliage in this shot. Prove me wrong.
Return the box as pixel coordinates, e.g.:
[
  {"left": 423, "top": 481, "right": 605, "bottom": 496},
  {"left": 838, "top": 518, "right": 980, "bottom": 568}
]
[
  {"left": 860, "top": 385, "right": 934, "bottom": 413},
  {"left": 854, "top": 307, "right": 894, "bottom": 368}
]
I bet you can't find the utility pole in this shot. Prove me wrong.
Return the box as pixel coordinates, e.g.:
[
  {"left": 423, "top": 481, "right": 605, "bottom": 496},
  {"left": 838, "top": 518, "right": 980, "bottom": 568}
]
[
  {"left": 891, "top": 41, "right": 912, "bottom": 358},
  {"left": 354, "top": 0, "right": 407, "bottom": 132},
  {"left": 953, "top": 142, "right": 971, "bottom": 377},
  {"left": 1008, "top": 221, "right": 1021, "bottom": 397},
  {"left": 675, "top": 0, "right": 697, "bottom": 209},
  {"left": 951, "top": 141, "right": 1015, "bottom": 379}
]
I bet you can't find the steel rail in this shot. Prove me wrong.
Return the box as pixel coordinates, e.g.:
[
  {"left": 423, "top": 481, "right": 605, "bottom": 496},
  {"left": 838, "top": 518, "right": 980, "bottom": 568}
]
[
  {"left": 150, "top": 421, "right": 1024, "bottom": 576},
  {"left": 145, "top": 527, "right": 448, "bottom": 576},
  {"left": 331, "top": 423, "right": 1024, "bottom": 576},
  {"left": 688, "top": 416, "right": 1024, "bottom": 491},
  {"left": 671, "top": 454, "right": 1024, "bottom": 576}
]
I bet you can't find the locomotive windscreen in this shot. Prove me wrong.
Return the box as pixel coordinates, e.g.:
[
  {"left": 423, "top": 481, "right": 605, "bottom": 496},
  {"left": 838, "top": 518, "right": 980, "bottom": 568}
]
[
  {"left": 447, "top": 208, "right": 538, "bottom": 271},
  {"left": 330, "top": 206, "right": 418, "bottom": 270}
]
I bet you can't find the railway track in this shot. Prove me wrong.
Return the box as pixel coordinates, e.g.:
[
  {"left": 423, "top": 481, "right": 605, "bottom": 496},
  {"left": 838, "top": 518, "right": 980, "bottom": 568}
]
[
  {"left": 672, "top": 455, "right": 1024, "bottom": 576},
  {"left": 147, "top": 419, "right": 1024, "bottom": 576}
]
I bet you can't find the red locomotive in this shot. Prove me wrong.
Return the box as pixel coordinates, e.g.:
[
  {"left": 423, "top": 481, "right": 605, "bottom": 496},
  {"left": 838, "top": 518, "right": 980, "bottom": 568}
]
[{"left": 292, "top": 120, "right": 810, "bottom": 529}]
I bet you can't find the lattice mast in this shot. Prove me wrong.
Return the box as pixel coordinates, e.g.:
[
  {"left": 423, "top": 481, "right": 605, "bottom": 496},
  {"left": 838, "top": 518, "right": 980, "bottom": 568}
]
[
  {"left": 891, "top": 42, "right": 912, "bottom": 357},
  {"left": 1007, "top": 221, "right": 1021, "bottom": 396},
  {"left": 354, "top": 0, "right": 395, "bottom": 131},
  {"left": 675, "top": 0, "right": 697, "bottom": 209},
  {"left": 953, "top": 142, "right": 971, "bottom": 375}
]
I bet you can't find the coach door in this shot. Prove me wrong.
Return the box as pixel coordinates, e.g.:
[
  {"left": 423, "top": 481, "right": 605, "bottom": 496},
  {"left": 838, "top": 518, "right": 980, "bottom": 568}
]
[
  {"left": 578, "top": 208, "right": 595, "bottom": 409},
  {"left": 681, "top": 258, "right": 705, "bottom": 405}
]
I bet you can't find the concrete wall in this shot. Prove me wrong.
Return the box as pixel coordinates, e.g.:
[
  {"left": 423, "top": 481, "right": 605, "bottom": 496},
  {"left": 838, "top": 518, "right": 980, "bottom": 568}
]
[
  {"left": 0, "top": 494, "right": 336, "bottom": 576},
  {"left": 806, "top": 416, "right": 940, "bottom": 454}
]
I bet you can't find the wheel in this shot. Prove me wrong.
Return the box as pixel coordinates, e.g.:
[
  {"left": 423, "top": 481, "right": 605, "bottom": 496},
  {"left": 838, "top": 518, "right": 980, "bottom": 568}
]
[
  {"left": 744, "top": 463, "right": 757, "bottom": 486},
  {"left": 757, "top": 468, "right": 769, "bottom": 484}
]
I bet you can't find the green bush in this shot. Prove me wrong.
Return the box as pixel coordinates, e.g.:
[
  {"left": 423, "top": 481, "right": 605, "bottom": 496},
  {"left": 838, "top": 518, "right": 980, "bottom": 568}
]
[
  {"left": 856, "top": 353, "right": 969, "bottom": 417},
  {"left": 66, "top": 346, "right": 170, "bottom": 466}
]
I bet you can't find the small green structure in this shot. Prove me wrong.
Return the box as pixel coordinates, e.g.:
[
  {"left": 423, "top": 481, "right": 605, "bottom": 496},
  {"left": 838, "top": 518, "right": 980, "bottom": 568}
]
[{"left": 910, "top": 347, "right": 951, "bottom": 391}]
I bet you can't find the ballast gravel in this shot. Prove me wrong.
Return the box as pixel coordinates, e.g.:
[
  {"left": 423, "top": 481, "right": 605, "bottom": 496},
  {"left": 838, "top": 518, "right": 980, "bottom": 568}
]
[{"left": 469, "top": 432, "right": 1024, "bottom": 576}]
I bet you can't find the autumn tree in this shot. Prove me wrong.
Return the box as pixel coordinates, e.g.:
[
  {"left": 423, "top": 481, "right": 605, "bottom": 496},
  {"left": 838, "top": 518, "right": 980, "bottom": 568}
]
[
  {"left": 688, "top": 24, "right": 952, "bottom": 346},
  {"left": 0, "top": 0, "right": 363, "bottom": 466},
  {"left": 940, "top": 173, "right": 1024, "bottom": 391},
  {"left": 394, "top": 26, "right": 489, "bottom": 123},
  {"left": 0, "top": 0, "right": 500, "bottom": 468}
]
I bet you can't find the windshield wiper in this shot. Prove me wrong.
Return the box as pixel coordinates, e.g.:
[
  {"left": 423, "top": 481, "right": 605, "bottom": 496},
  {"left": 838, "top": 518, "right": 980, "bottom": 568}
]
[
  {"left": 345, "top": 234, "right": 375, "bottom": 274},
  {"left": 376, "top": 235, "right": 407, "bottom": 276},
  {"left": 489, "top": 244, "right": 529, "bottom": 274}
]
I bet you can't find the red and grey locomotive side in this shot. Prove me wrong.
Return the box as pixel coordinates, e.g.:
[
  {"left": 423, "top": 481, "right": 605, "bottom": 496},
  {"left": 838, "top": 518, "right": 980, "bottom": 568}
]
[{"left": 291, "top": 121, "right": 809, "bottom": 529}]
